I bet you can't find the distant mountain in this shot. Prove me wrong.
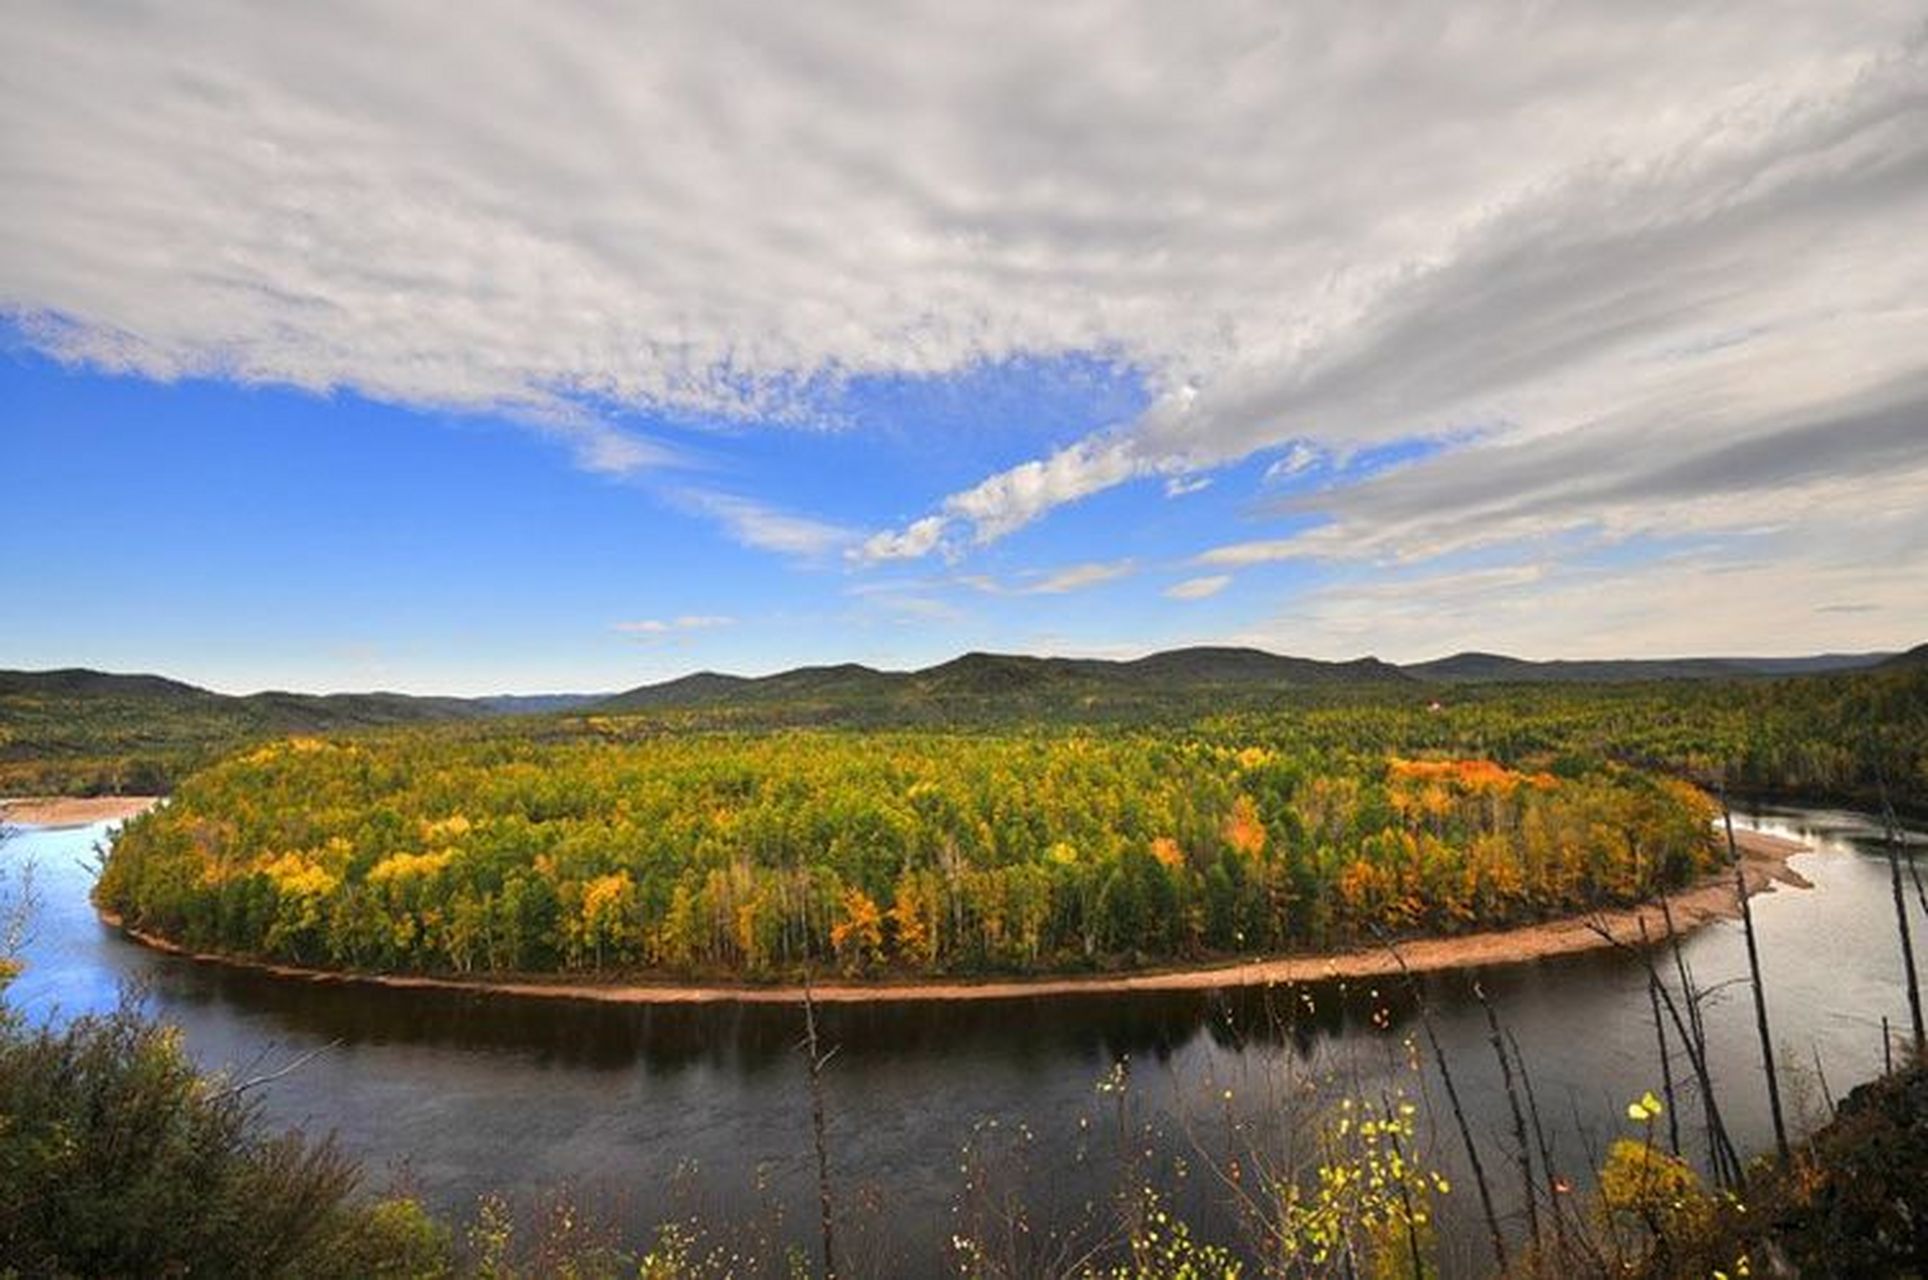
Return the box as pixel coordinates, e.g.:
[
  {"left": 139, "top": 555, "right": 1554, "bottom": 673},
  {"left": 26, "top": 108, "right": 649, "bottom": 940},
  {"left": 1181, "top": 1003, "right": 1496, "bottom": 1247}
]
[
  {"left": 0, "top": 668, "right": 495, "bottom": 732},
  {"left": 763, "top": 663, "right": 894, "bottom": 698},
  {"left": 471, "top": 693, "right": 604, "bottom": 715},
  {"left": 1875, "top": 642, "right": 1928, "bottom": 671},
  {"left": 1402, "top": 650, "right": 1895, "bottom": 684},
  {"left": 0, "top": 670, "right": 608, "bottom": 724},
  {"left": 0, "top": 668, "right": 213, "bottom": 704},
  {"left": 590, "top": 644, "right": 1912, "bottom": 714},
  {"left": 595, "top": 671, "right": 756, "bottom": 711},
  {"left": 9, "top": 642, "right": 1906, "bottom": 734},
  {"left": 0, "top": 667, "right": 513, "bottom": 793},
  {"left": 1123, "top": 646, "right": 1409, "bottom": 686},
  {"left": 593, "top": 645, "right": 1412, "bottom": 715},
  {"left": 915, "top": 652, "right": 1092, "bottom": 695},
  {"left": 6, "top": 646, "right": 1915, "bottom": 795},
  {"left": 1731, "top": 653, "right": 1901, "bottom": 676},
  {"left": 242, "top": 688, "right": 484, "bottom": 724}
]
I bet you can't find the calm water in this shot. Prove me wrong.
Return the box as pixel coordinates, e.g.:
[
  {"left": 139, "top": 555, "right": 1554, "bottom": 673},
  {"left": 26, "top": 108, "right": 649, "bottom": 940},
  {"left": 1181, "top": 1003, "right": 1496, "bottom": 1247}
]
[{"left": 4, "top": 803, "right": 1923, "bottom": 1275}]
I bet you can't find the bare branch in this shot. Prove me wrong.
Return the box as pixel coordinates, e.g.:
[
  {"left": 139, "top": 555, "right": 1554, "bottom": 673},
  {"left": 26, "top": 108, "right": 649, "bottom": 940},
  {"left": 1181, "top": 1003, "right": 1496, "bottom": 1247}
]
[{"left": 206, "top": 1040, "right": 342, "bottom": 1102}]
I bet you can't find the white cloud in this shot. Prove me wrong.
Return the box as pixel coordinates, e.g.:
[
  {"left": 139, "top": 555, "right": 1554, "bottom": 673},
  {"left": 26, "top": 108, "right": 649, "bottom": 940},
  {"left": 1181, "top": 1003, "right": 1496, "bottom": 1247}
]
[
  {"left": 1164, "top": 474, "right": 1212, "bottom": 497},
  {"left": 950, "top": 560, "right": 1138, "bottom": 596},
  {"left": 677, "top": 490, "right": 854, "bottom": 560},
  {"left": 941, "top": 437, "right": 1154, "bottom": 544},
  {"left": 1196, "top": 538, "right": 1311, "bottom": 568},
  {"left": 862, "top": 592, "right": 965, "bottom": 625},
  {"left": 840, "top": 575, "right": 966, "bottom": 619},
  {"left": 560, "top": 426, "right": 677, "bottom": 476},
  {"left": 1238, "top": 369, "right": 1928, "bottom": 569},
  {"left": 3, "top": 0, "right": 1925, "bottom": 619},
  {"left": 852, "top": 515, "right": 949, "bottom": 565},
  {"left": 1262, "top": 444, "right": 1322, "bottom": 486},
  {"left": 1023, "top": 560, "right": 1136, "bottom": 595},
  {"left": 1165, "top": 574, "right": 1231, "bottom": 600},
  {"left": 613, "top": 614, "right": 735, "bottom": 636}
]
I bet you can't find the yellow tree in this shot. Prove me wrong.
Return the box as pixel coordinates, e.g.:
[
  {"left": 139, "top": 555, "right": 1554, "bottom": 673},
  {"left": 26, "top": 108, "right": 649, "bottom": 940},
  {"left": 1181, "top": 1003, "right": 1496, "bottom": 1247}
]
[
  {"left": 575, "top": 870, "right": 637, "bottom": 972},
  {"left": 830, "top": 887, "right": 884, "bottom": 974}
]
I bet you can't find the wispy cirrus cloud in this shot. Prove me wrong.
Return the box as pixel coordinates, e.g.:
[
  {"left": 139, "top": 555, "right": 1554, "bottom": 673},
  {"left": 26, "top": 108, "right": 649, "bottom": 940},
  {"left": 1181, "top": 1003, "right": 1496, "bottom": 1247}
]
[
  {"left": 1164, "top": 575, "right": 1231, "bottom": 601},
  {"left": 613, "top": 615, "right": 735, "bottom": 636},
  {"left": 676, "top": 490, "right": 855, "bottom": 561},
  {"left": 1022, "top": 560, "right": 1136, "bottom": 595},
  {"left": 944, "top": 560, "right": 1138, "bottom": 596}
]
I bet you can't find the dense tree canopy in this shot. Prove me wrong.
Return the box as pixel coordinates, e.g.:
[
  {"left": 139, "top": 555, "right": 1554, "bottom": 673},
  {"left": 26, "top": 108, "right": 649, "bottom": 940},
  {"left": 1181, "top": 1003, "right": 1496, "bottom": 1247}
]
[{"left": 97, "top": 722, "right": 1722, "bottom": 981}]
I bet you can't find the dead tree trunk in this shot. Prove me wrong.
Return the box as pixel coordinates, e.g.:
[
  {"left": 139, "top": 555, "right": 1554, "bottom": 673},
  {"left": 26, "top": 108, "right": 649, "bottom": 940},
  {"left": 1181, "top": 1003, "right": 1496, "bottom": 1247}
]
[
  {"left": 1509, "top": 1030, "right": 1584, "bottom": 1271},
  {"left": 1656, "top": 898, "right": 1740, "bottom": 1186},
  {"left": 801, "top": 977, "right": 839, "bottom": 1279},
  {"left": 1875, "top": 770, "right": 1925, "bottom": 1058},
  {"left": 1473, "top": 982, "right": 1540, "bottom": 1253},
  {"left": 1590, "top": 918, "right": 1743, "bottom": 1188},
  {"left": 1381, "top": 939, "right": 1507, "bottom": 1274},
  {"left": 1638, "top": 918, "right": 1681, "bottom": 1157},
  {"left": 1722, "top": 788, "right": 1788, "bottom": 1163}
]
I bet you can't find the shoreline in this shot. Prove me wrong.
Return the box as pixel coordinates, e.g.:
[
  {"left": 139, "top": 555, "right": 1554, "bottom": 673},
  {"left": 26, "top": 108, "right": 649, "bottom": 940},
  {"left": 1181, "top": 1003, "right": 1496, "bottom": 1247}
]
[
  {"left": 1, "top": 795, "right": 162, "bottom": 828},
  {"left": 95, "top": 827, "right": 1811, "bottom": 1006}
]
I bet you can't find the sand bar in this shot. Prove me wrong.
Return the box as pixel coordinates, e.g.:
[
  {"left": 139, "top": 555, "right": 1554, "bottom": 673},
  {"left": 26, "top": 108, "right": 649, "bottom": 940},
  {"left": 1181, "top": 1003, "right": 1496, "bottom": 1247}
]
[{"left": 1, "top": 796, "right": 161, "bottom": 827}]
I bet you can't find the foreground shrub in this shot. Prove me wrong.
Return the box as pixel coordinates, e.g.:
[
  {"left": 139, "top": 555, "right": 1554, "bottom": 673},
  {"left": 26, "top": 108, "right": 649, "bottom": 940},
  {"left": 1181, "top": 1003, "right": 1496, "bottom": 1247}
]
[
  {"left": 1754, "top": 1059, "right": 1928, "bottom": 1275},
  {"left": 0, "top": 996, "right": 451, "bottom": 1278}
]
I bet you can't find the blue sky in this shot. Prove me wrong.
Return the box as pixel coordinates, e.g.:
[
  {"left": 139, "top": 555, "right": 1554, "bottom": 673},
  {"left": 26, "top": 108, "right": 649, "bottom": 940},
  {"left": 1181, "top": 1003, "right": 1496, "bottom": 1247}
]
[
  {"left": 3, "top": 346, "right": 1359, "bottom": 693},
  {"left": 3, "top": 3, "right": 1925, "bottom": 694}
]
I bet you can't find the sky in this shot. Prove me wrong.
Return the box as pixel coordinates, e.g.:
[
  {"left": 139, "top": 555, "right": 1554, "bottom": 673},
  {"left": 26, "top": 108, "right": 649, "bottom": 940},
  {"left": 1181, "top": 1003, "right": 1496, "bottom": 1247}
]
[{"left": 3, "top": 2, "right": 1926, "bottom": 696}]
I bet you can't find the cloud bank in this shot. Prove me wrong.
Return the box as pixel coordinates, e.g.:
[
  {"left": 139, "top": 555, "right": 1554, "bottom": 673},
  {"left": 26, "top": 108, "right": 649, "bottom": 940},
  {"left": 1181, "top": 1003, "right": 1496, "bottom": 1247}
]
[{"left": 4, "top": 1, "right": 1925, "bottom": 651}]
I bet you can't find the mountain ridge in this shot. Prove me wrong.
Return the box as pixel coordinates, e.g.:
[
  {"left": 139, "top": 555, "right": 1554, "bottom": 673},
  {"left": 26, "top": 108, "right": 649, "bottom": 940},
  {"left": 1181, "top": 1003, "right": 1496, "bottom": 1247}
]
[
  {"left": 0, "top": 644, "right": 1906, "bottom": 721},
  {"left": 1875, "top": 642, "right": 1928, "bottom": 671},
  {"left": 591, "top": 644, "right": 1900, "bottom": 712}
]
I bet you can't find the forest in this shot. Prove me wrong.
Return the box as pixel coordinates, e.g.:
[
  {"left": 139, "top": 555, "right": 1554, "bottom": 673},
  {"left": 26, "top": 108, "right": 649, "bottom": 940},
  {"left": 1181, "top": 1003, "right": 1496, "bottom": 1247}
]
[
  {"left": 71, "top": 659, "right": 1928, "bottom": 982},
  {"left": 97, "top": 725, "right": 1721, "bottom": 980}
]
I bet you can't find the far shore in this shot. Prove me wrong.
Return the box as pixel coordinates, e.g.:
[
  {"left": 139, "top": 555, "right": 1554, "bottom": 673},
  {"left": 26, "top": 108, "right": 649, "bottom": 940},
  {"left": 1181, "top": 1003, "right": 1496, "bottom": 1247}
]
[
  {"left": 94, "top": 827, "right": 1811, "bottom": 1006},
  {"left": 1, "top": 795, "right": 162, "bottom": 827}
]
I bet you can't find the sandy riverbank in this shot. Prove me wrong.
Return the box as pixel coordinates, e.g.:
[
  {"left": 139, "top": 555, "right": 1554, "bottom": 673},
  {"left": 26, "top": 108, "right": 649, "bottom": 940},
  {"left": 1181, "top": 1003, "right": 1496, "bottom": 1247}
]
[
  {"left": 1, "top": 796, "right": 161, "bottom": 827},
  {"left": 97, "top": 827, "right": 1811, "bottom": 1006}
]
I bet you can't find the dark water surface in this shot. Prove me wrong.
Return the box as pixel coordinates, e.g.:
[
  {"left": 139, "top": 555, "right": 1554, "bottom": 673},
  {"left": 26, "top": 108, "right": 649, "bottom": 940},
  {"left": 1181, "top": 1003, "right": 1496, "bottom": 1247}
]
[{"left": 4, "top": 803, "right": 1923, "bottom": 1275}]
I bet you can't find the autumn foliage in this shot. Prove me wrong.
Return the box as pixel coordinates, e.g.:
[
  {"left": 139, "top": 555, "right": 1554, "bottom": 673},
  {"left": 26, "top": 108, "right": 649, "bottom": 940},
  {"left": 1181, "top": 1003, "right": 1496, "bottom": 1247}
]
[{"left": 95, "top": 726, "right": 1720, "bottom": 981}]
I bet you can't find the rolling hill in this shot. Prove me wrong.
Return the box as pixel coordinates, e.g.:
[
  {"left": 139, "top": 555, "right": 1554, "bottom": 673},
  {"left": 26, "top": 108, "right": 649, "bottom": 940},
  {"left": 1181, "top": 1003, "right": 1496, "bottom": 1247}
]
[
  {"left": 4, "top": 641, "right": 1914, "bottom": 796},
  {"left": 0, "top": 669, "right": 571, "bottom": 795},
  {"left": 592, "top": 646, "right": 1414, "bottom": 715},
  {"left": 1875, "top": 642, "right": 1928, "bottom": 671},
  {"left": 592, "top": 643, "right": 1900, "bottom": 714}
]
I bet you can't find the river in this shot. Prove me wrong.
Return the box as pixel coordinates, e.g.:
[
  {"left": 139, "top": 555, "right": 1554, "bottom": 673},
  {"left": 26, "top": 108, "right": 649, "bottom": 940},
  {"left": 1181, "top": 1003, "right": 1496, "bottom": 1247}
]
[{"left": 3, "top": 802, "right": 1922, "bottom": 1275}]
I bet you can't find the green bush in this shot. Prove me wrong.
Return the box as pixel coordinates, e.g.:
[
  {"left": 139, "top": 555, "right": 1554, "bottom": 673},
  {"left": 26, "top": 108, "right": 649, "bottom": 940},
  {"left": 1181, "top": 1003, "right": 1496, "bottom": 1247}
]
[{"left": 0, "top": 996, "right": 452, "bottom": 1278}]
